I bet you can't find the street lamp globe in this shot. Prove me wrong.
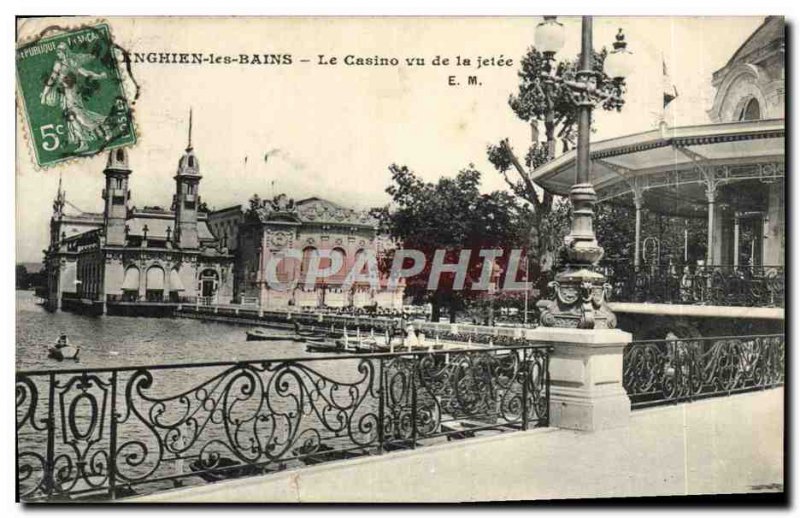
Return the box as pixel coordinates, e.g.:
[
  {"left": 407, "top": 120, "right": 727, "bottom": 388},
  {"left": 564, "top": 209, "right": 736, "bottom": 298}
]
[
  {"left": 535, "top": 16, "right": 565, "bottom": 55},
  {"left": 604, "top": 28, "right": 633, "bottom": 80}
]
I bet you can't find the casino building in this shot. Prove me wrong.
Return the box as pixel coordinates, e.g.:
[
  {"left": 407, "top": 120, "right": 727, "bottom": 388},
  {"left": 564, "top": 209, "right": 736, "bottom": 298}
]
[
  {"left": 43, "top": 122, "right": 234, "bottom": 314},
  {"left": 208, "top": 195, "right": 404, "bottom": 311},
  {"left": 43, "top": 119, "right": 403, "bottom": 314}
]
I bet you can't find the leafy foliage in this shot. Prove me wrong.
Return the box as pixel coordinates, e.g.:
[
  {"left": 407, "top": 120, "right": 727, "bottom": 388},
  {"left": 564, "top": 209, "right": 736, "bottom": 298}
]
[
  {"left": 486, "top": 45, "right": 625, "bottom": 294},
  {"left": 376, "top": 164, "right": 532, "bottom": 322}
]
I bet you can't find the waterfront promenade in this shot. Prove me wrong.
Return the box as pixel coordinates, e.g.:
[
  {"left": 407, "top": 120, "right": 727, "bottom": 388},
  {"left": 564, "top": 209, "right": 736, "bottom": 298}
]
[
  {"left": 15, "top": 291, "right": 785, "bottom": 502},
  {"left": 130, "top": 388, "right": 783, "bottom": 502}
]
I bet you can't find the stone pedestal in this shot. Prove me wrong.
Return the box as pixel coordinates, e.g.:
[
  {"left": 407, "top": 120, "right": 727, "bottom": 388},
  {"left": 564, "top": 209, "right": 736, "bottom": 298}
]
[{"left": 526, "top": 327, "right": 632, "bottom": 431}]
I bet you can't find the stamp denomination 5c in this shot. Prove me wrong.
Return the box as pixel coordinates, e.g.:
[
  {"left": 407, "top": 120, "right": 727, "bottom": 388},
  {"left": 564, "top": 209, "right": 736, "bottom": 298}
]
[{"left": 16, "top": 23, "right": 136, "bottom": 168}]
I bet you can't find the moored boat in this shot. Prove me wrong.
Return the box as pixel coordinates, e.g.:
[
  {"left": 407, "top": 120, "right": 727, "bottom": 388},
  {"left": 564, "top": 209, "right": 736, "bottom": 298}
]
[
  {"left": 245, "top": 328, "right": 296, "bottom": 342},
  {"left": 292, "top": 321, "right": 334, "bottom": 341},
  {"left": 354, "top": 341, "right": 378, "bottom": 354},
  {"left": 305, "top": 338, "right": 342, "bottom": 354}
]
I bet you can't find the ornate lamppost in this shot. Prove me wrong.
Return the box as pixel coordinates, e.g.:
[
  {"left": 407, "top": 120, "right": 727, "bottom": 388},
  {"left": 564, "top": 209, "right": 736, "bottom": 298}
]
[{"left": 534, "top": 16, "right": 633, "bottom": 329}]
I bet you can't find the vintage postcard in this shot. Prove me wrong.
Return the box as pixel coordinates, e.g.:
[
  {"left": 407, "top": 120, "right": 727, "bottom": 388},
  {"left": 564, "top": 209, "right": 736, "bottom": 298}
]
[{"left": 15, "top": 16, "right": 785, "bottom": 504}]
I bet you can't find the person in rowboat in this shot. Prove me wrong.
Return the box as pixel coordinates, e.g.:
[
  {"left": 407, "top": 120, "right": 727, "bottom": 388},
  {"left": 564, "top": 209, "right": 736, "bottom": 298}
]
[{"left": 55, "top": 334, "right": 69, "bottom": 349}]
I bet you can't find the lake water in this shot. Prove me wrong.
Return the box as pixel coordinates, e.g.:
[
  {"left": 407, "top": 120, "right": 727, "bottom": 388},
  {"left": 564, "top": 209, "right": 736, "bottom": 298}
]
[
  {"left": 16, "top": 290, "right": 321, "bottom": 372},
  {"left": 16, "top": 290, "right": 384, "bottom": 500}
]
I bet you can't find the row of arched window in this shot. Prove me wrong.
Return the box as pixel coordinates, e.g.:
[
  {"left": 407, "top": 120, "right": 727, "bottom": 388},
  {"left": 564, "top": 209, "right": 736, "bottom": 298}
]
[
  {"left": 299, "top": 246, "right": 369, "bottom": 279},
  {"left": 120, "top": 265, "right": 219, "bottom": 297}
]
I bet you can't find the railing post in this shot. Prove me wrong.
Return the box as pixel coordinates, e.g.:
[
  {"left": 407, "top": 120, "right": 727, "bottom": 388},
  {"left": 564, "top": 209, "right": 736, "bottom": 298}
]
[
  {"left": 410, "top": 358, "right": 418, "bottom": 449},
  {"left": 684, "top": 342, "right": 693, "bottom": 403},
  {"left": 377, "top": 358, "right": 385, "bottom": 454},
  {"left": 533, "top": 328, "right": 632, "bottom": 431},
  {"left": 15, "top": 381, "right": 20, "bottom": 502},
  {"left": 521, "top": 349, "right": 529, "bottom": 431},
  {"left": 544, "top": 348, "right": 551, "bottom": 427},
  {"left": 44, "top": 372, "right": 56, "bottom": 498},
  {"left": 108, "top": 370, "right": 118, "bottom": 499}
]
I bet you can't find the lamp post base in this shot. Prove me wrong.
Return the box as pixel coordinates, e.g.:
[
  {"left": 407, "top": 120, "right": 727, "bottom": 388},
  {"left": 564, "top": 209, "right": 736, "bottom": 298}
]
[{"left": 537, "top": 268, "right": 617, "bottom": 330}]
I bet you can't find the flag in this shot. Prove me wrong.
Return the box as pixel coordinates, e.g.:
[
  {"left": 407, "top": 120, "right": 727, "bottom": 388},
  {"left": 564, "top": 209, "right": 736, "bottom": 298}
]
[{"left": 662, "top": 57, "right": 678, "bottom": 108}]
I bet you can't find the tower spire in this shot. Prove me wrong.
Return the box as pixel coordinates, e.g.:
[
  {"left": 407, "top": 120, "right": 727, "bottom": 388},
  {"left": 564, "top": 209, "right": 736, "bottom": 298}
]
[
  {"left": 53, "top": 171, "right": 65, "bottom": 216},
  {"left": 187, "top": 108, "right": 193, "bottom": 151}
]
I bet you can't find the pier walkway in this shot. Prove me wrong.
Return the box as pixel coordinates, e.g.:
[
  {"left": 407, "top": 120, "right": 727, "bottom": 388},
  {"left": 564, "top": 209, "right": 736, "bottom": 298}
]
[{"left": 129, "top": 387, "right": 783, "bottom": 502}]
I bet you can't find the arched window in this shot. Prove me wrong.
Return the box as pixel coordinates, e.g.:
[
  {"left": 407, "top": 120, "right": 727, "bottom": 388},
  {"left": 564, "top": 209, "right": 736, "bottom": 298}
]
[
  {"left": 352, "top": 248, "right": 368, "bottom": 274},
  {"left": 739, "top": 98, "right": 761, "bottom": 121},
  {"left": 199, "top": 269, "right": 219, "bottom": 299},
  {"left": 122, "top": 266, "right": 140, "bottom": 295},
  {"left": 116, "top": 149, "right": 125, "bottom": 162},
  {"left": 145, "top": 266, "right": 165, "bottom": 302},
  {"left": 301, "top": 247, "right": 317, "bottom": 276},
  {"left": 330, "top": 247, "right": 347, "bottom": 281},
  {"left": 188, "top": 156, "right": 195, "bottom": 168}
]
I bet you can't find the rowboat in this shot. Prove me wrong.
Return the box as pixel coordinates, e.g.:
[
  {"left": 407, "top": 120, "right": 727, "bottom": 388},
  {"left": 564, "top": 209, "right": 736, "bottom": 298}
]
[
  {"left": 354, "top": 341, "right": 378, "bottom": 354},
  {"left": 245, "top": 328, "right": 296, "bottom": 342},
  {"left": 48, "top": 335, "right": 80, "bottom": 361},
  {"left": 305, "top": 338, "right": 343, "bottom": 354},
  {"left": 48, "top": 345, "right": 80, "bottom": 361},
  {"left": 293, "top": 322, "right": 338, "bottom": 340}
]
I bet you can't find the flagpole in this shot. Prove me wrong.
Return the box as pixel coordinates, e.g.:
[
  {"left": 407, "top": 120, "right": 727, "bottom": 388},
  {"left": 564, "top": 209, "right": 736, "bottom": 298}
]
[{"left": 661, "top": 55, "right": 678, "bottom": 129}]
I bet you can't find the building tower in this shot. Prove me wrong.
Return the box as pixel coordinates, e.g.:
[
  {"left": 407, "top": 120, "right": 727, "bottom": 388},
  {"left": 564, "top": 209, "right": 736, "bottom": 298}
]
[
  {"left": 103, "top": 148, "right": 132, "bottom": 246},
  {"left": 173, "top": 109, "right": 202, "bottom": 249},
  {"left": 49, "top": 173, "right": 66, "bottom": 247}
]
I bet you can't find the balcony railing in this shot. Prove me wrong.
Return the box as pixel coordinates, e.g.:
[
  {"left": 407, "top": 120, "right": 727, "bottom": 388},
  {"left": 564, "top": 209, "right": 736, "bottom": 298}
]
[
  {"left": 602, "top": 264, "right": 784, "bottom": 308},
  {"left": 623, "top": 334, "right": 784, "bottom": 409},
  {"left": 106, "top": 295, "right": 202, "bottom": 305},
  {"left": 16, "top": 345, "right": 550, "bottom": 501}
]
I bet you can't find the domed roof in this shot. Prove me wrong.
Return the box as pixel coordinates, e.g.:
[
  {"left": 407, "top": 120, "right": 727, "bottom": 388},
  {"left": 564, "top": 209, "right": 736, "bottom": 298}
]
[
  {"left": 725, "top": 16, "right": 783, "bottom": 71},
  {"left": 177, "top": 147, "right": 200, "bottom": 175},
  {"left": 106, "top": 147, "right": 130, "bottom": 171},
  {"left": 176, "top": 108, "right": 201, "bottom": 177}
]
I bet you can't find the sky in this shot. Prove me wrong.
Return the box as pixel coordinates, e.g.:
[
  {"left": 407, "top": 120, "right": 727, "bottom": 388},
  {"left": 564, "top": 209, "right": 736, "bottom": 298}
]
[{"left": 15, "top": 16, "right": 764, "bottom": 263}]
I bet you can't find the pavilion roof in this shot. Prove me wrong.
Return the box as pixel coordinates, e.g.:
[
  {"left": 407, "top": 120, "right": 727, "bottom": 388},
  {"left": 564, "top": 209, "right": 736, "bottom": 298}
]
[{"left": 529, "top": 118, "right": 784, "bottom": 213}]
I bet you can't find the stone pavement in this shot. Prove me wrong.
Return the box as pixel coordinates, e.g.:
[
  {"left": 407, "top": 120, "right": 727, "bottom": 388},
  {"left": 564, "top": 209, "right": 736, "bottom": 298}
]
[{"left": 130, "top": 388, "right": 783, "bottom": 503}]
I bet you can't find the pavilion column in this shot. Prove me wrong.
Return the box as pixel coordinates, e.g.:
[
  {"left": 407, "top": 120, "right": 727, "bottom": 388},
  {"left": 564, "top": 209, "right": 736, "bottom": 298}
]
[
  {"left": 633, "top": 192, "right": 643, "bottom": 270},
  {"left": 705, "top": 185, "right": 717, "bottom": 266},
  {"left": 733, "top": 213, "right": 740, "bottom": 268},
  {"left": 138, "top": 263, "right": 146, "bottom": 301}
]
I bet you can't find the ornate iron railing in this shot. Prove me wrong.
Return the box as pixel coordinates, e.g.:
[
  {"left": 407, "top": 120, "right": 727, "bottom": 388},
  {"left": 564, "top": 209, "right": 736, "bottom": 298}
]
[
  {"left": 623, "top": 334, "right": 784, "bottom": 409},
  {"left": 603, "top": 264, "right": 784, "bottom": 308},
  {"left": 16, "top": 345, "right": 549, "bottom": 502}
]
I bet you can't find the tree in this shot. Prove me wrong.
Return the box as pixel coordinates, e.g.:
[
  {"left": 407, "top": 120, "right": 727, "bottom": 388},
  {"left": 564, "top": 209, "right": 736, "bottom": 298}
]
[
  {"left": 377, "top": 164, "right": 532, "bottom": 322},
  {"left": 16, "top": 265, "right": 29, "bottom": 290},
  {"left": 486, "top": 46, "right": 624, "bottom": 293}
]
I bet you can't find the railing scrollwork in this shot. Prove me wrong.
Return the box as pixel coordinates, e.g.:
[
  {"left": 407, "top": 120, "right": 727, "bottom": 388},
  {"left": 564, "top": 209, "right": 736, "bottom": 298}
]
[
  {"left": 17, "top": 345, "right": 550, "bottom": 501},
  {"left": 603, "top": 264, "right": 784, "bottom": 308},
  {"left": 623, "top": 334, "right": 784, "bottom": 409}
]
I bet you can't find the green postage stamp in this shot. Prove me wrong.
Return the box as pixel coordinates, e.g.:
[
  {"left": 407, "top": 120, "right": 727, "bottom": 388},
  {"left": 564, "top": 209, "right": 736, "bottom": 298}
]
[{"left": 16, "top": 24, "right": 136, "bottom": 168}]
